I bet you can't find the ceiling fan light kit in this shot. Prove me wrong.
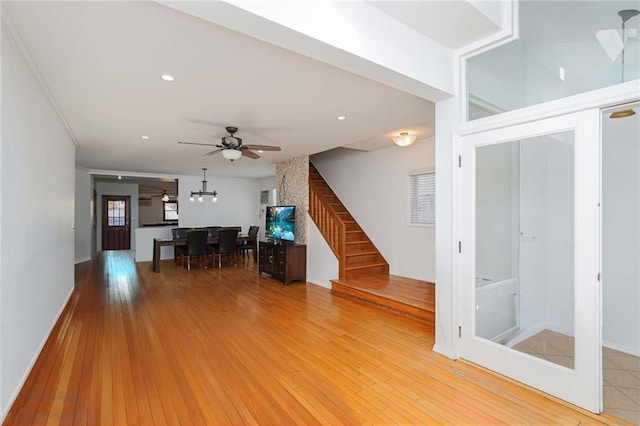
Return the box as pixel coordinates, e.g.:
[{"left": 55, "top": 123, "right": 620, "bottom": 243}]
[
  {"left": 392, "top": 132, "right": 416, "bottom": 147},
  {"left": 222, "top": 149, "right": 242, "bottom": 161},
  {"left": 178, "top": 125, "right": 281, "bottom": 160},
  {"left": 190, "top": 168, "right": 218, "bottom": 203}
]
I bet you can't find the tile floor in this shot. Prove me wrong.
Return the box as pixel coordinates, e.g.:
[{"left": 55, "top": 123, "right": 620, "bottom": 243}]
[{"left": 514, "top": 330, "right": 640, "bottom": 425}]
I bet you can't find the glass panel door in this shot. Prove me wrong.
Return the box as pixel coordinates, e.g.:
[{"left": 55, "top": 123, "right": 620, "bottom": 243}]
[{"left": 458, "top": 109, "right": 601, "bottom": 412}]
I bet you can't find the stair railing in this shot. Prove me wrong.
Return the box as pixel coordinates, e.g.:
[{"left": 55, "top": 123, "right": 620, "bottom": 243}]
[{"left": 308, "top": 179, "right": 347, "bottom": 279}]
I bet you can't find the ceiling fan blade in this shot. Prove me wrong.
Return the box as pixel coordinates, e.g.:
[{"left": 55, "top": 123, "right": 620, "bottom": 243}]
[
  {"left": 178, "top": 141, "right": 218, "bottom": 147},
  {"left": 242, "top": 149, "right": 260, "bottom": 159},
  {"left": 203, "top": 149, "right": 223, "bottom": 157},
  {"left": 244, "top": 144, "right": 281, "bottom": 152}
]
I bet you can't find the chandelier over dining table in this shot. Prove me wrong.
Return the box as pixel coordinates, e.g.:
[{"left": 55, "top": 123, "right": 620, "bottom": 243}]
[{"left": 190, "top": 168, "right": 218, "bottom": 203}]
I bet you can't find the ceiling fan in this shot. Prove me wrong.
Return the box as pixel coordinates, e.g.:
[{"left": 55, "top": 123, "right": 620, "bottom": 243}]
[{"left": 179, "top": 126, "right": 281, "bottom": 161}]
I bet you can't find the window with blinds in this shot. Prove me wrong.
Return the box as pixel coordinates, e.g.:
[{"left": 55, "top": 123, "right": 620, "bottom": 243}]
[{"left": 409, "top": 171, "right": 435, "bottom": 225}]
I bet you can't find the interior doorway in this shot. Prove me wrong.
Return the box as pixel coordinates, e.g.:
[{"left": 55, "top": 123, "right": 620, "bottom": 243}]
[
  {"left": 601, "top": 102, "right": 640, "bottom": 424},
  {"left": 458, "top": 109, "right": 601, "bottom": 412},
  {"left": 101, "top": 195, "right": 131, "bottom": 250}
]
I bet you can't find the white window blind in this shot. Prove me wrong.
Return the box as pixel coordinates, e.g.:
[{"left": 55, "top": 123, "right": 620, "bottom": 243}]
[{"left": 409, "top": 171, "right": 435, "bottom": 225}]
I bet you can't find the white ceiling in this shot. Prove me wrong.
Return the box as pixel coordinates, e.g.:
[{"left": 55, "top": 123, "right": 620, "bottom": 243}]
[{"left": 3, "top": 1, "right": 500, "bottom": 179}]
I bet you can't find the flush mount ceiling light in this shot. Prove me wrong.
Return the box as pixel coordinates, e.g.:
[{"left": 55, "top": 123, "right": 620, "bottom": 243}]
[
  {"left": 392, "top": 132, "right": 416, "bottom": 147},
  {"left": 337, "top": 115, "right": 346, "bottom": 121},
  {"left": 189, "top": 168, "right": 218, "bottom": 203},
  {"left": 141, "top": 135, "right": 150, "bottom": 140},
  {"left": 610, "top": 9, "right": 639, "bottom": 119},
  {"left": 161, "top": 74, "right": 175, "bottom": 82},
  {"left": 221, "top": 149, "right": 242, "bottom": 161}
]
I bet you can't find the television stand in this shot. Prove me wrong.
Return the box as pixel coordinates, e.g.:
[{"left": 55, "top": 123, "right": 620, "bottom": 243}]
[{"left": 259, "top": 241, "right": 306, "bottom": 285}]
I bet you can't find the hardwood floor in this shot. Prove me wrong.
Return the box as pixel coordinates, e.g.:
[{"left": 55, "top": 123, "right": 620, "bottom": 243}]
[{"left": 4, "top": 251, "right": 626, "bottom": 425}]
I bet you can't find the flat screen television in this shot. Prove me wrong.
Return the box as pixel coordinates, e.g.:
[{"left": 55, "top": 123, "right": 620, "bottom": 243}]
[{"left": 265, "top": 206, "right": 296, "bottom": 242}]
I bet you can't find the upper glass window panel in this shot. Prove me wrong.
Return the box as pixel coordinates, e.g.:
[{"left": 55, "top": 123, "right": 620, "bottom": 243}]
[{"left": 467, "top": 1, "right": 640, "bottom": 120}]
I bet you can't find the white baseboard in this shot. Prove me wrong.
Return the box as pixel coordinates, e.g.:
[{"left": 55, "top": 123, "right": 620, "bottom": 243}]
[
  {"left": 432, "top": 344, "right": 457, "bottom": 360},
  {"left": 504, "top": 323, "right": 547, "bottom": 347},
  {"left": 603, "top": 340, "right": 640, "bottom": 357},
  {"left": 1, "top": 286, "right": 74, "bottom": 421}
]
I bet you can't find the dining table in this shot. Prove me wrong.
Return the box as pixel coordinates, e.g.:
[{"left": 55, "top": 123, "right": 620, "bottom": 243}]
[{"left": 152, "top": 235, "right": 257, "bottom": 272}]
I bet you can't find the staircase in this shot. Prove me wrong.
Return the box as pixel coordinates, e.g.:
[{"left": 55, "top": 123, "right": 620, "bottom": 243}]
[
  {"left": 308, "top": 162, "right": 435, "bottom": 324},
  {"left": 308, "top": 163, "right": 389, "bottom": 280}
]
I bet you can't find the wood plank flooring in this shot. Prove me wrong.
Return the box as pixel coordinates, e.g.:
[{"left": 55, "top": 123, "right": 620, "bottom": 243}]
[
  {"left": 331, "top": 275, "right": 435, "bottom": 324},
  {"left": 3, "top": 251, "right": 627, "bottom": 425}
]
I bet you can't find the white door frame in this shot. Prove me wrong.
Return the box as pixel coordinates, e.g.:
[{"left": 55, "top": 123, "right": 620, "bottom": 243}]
[
  {"left": 450, "top": 79, "right": 640, "bottom": 413},
  {"left": 457, "top": 109, "right": 601, "bottom": 411}
]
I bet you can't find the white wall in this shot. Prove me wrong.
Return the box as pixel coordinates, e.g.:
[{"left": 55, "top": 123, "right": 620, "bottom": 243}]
[
  {"left": 178, "top": 175, "right": 261, "bottom": 232},
  {"left": 74, "top": 167, "right": 92, "bottom": 263},
  {"left": 307, "top": 216, "right": 339, "bottom": 288},
  {"left": 311, "top": 138, "right": 435, "bottom": 282},
  {"left": 602, "top": 112, "right": 640, "bottom": 355},
  {"left": 1, "top": 29, "right": 76, "bottom": 419},
  {"left": 95, "top": 182, "right": 138, "bottom": 251}
]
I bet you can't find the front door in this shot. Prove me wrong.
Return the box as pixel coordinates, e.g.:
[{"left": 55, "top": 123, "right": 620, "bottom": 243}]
[
  {"left": 457, "top": 109, "right": 601, "bottom": 412},
  {"left": 102, "top": 195, "right": 131, "bottom": 250}
]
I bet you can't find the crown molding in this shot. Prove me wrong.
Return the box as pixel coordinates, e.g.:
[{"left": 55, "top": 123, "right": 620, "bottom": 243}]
[{"left": 1, "top": 12, "right": 79, "bottom": 147}]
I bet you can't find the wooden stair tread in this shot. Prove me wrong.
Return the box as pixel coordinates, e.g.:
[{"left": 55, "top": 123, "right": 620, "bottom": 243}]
[
  {"left": 346, "top": 240, "right": 369, "bottom": 245},
  {"left": 345, "top": 251, "right": 378, "bottom": 257},
  {"left": 345, "top": 262, "right": 387, "bottom": 271},
  {"left": 331, "top": 274, "right": 435, "bottom": 324}
]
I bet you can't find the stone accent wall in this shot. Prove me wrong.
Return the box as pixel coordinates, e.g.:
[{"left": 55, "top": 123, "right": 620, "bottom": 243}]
[{"left": 276, "top": 155, "right": 309, "bottom": 245}]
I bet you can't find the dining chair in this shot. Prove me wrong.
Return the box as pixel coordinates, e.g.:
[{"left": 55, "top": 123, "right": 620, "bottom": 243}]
[
  {"left": 238, "top": 225, "right": 259, "bottom": 258},
  {"left": 180, "top": 229, "right": 208, "bottom": 270},
  {"left": 213, "top": 228, "right": 239, "bottom": 268},
  {"left": 172, "top": 227, "right": 190, "bottom": 263}
]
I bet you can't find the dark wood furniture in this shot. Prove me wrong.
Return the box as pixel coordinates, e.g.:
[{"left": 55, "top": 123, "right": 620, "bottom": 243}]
[
  {"left": 259, "top": 241, "right": 306, "bottom": 285},
  {"left": 152, "top": 235, "right": 257, "bottom": 272}
]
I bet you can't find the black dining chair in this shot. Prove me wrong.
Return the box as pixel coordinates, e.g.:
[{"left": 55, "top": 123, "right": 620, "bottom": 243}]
[
  {"left": 238, "top": 225, "right": 259, "bottom": 258},
  {"left": 180, "top": 229, "right": 208, "bottom": 270},
  {"left": 205, "top": 226, "right": 221, "bottom": 252},
  {"left": 213, "top": 228, "right": 239, "bottom": 268},
  {"left": 172, "top": 227, "right": 190, "bottom": 263}
]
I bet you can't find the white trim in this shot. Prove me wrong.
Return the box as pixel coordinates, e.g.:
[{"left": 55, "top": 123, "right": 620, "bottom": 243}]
[
  {"left": 456, "top": 109, "right": 602, "bottom": 412},
  {"left": 603, "top": 340, "right": 640, "bottom": 358},
  {"left": 1, "top": 14, "right": 78, "bottom": 147},
  {"left": 458, "top": 80, "right": 640, "bottom": 137},
  {"left": 455, "top": 0, "right": 519, "bottom": 58}
]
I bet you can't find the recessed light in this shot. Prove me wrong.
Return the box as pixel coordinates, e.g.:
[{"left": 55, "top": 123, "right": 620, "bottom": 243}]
[
  {"left": 141, "top": 135, "right": 150, "bottom": 140},
  {"left": 257, "top": 150, "right": 264, "bottom": 153},
  {"left": 337, "top": 115, "right": 346, "bottom": 121},
  {"left": 161, "top": 74, "right": 175, "bottom": 82}
]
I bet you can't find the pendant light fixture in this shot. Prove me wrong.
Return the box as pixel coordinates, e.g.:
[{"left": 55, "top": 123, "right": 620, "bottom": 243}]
[
  {"left": 189, "top": 168, "right": 218, "bottom": 203},
  {"left": 610, "top": 9, "right": 639, "bottom": 119}
]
